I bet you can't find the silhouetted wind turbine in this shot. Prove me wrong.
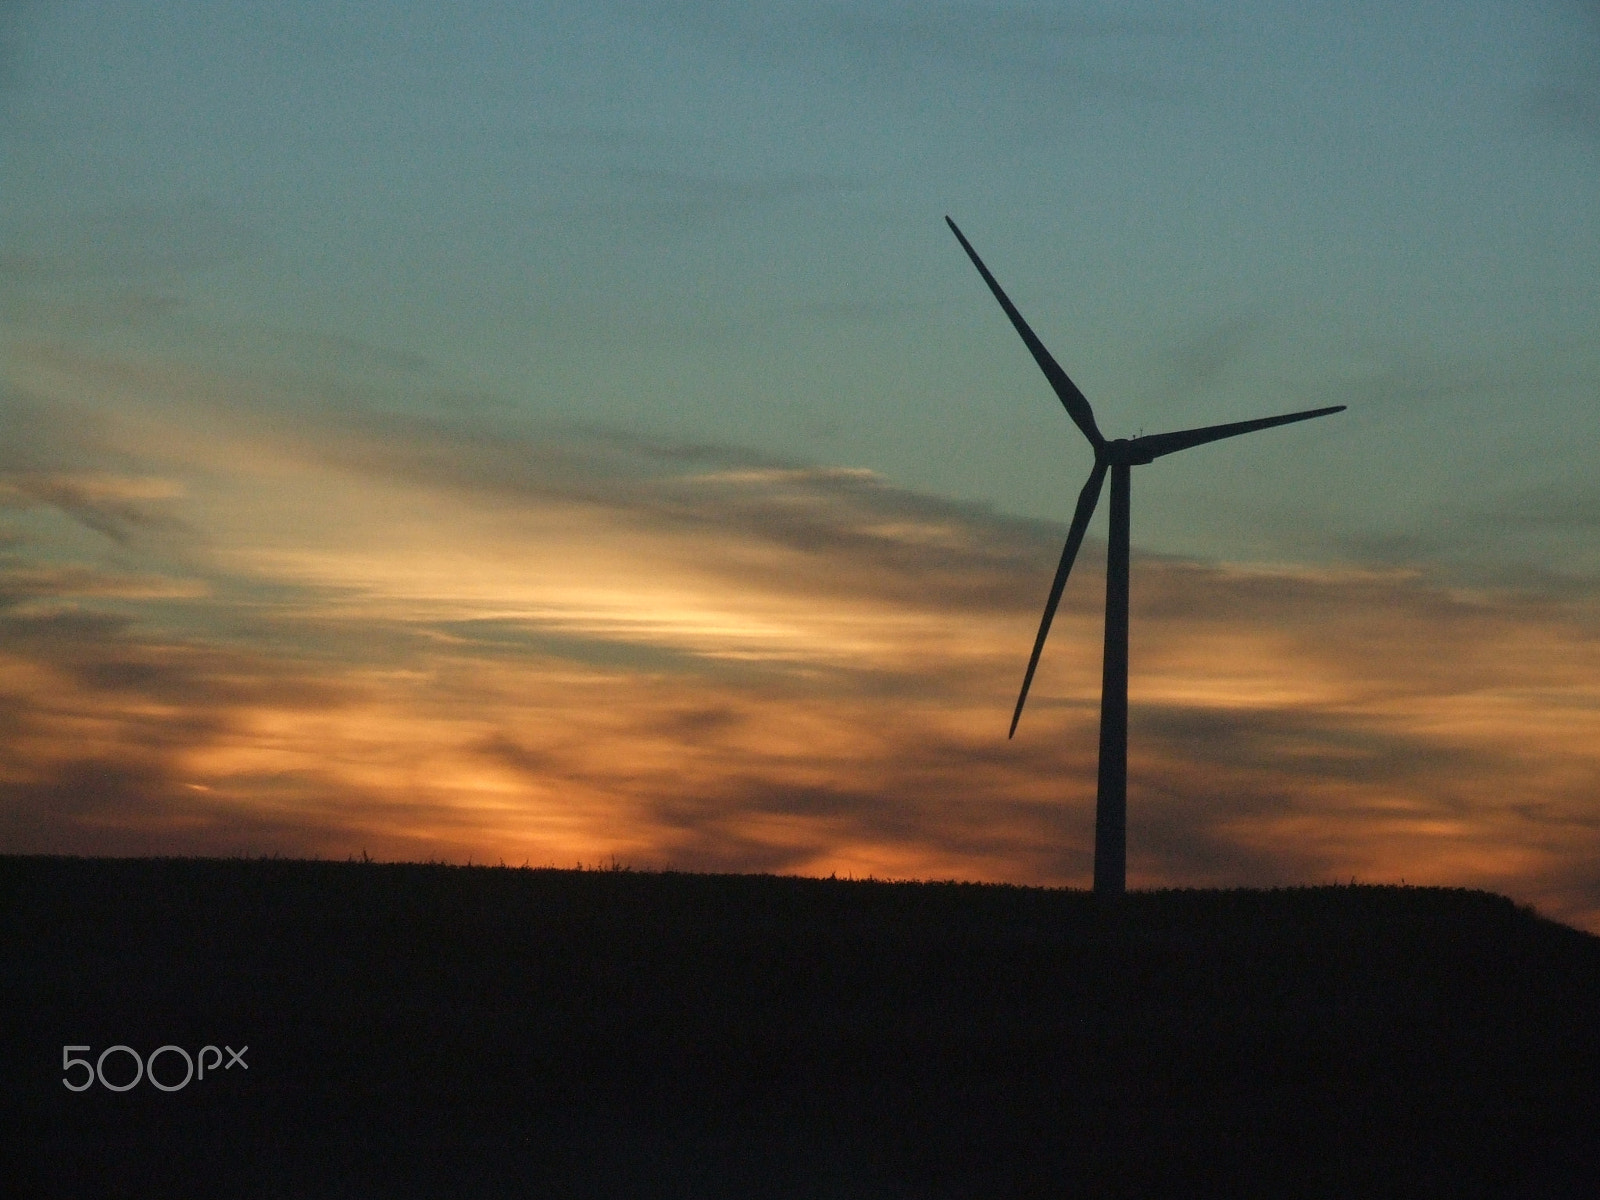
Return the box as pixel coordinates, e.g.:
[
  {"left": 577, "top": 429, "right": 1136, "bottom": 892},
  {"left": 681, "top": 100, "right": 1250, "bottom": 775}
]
[{"left": 946, "top": 216, "right": 1344, "bottom": 896}]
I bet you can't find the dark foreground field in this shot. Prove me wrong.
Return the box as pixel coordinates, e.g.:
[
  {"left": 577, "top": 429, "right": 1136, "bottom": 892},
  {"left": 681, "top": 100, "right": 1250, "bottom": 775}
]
[{"left": 3, "top": 857, "right": 1599, "bottom": 1199}]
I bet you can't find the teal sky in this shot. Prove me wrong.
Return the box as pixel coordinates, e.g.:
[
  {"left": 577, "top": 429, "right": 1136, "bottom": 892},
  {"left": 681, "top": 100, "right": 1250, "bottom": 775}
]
[
  {"left": 8, "top": 0, "right": 1597, "bottom": 564},
  {"left": 3, "top": 2, "right": 1600, "bottom": 926}
]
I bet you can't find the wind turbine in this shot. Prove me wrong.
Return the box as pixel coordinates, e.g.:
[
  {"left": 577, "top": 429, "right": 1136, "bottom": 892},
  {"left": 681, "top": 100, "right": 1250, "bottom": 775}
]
[{"left": 946, "top": 216, "right": 1344, "bottom": 896}]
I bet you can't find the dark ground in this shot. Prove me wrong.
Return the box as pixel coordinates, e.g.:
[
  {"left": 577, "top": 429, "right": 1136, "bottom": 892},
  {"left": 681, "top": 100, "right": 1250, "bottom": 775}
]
[{"left": 3, "top": 855, "right": 1598, "bottom": 1198}]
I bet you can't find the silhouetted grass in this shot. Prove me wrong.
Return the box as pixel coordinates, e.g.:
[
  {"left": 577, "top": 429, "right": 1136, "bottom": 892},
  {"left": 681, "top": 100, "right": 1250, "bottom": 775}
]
[{"left": 3, "top": 855, "right": 1597, "bottom": 1198}]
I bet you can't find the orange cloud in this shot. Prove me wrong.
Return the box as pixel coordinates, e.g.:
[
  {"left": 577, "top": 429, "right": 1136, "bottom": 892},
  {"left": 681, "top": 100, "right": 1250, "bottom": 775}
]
[{"left": 3, "top": 343, "right": 1599, "bottom": 932}]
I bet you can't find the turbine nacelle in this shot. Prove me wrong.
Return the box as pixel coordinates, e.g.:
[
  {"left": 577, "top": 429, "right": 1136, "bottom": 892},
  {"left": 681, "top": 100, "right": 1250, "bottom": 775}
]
[{"left": 1098, "top": 438, "right": 1154, "bottom": 467}]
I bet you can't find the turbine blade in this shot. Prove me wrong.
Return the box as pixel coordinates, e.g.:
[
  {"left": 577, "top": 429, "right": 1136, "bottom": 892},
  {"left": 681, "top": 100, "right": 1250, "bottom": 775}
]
[
  {"left": 1130, "top": 405, "right": 1345, "bottom": 461},
  {"left": 1011, "top": 461, "right": 1108, "bottom": 738},
  {"left": 946, "top": 216, "right": 1105, "bottom": 450}
]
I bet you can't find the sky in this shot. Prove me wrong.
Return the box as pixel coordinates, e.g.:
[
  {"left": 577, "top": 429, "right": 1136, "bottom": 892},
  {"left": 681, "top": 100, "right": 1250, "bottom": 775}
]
[{"left": 3, "top": 1, "right": 1599, "bottom": 929}]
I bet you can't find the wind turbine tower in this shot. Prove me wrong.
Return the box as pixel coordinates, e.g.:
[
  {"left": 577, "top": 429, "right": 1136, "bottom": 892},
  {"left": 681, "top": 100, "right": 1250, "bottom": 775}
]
[{"left": 947, "top": 217, "right": 1345, "bottom": 896}]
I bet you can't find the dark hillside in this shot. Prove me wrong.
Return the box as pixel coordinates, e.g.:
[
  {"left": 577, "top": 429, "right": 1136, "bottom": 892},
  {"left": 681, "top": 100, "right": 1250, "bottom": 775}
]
[{"left": 4, "top": 856, "right": 1598, "bottom": 1198}]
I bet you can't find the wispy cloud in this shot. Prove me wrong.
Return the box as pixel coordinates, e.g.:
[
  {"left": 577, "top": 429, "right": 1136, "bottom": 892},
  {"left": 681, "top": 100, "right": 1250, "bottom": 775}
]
[
  {"left": 2, "top": 199, "right": 263, "bottom": 280},
  {"left": 0, "top": 472, "right": 186, "bottom": 543},
  {"left": 3, "top": 343, "right": 1599, "bottom": 931}
]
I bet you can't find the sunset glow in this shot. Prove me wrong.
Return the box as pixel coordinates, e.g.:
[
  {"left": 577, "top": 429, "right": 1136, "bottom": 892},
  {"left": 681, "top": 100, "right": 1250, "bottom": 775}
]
[{"left": 4, "top": 2, "right": 1598, "bottom": 931}]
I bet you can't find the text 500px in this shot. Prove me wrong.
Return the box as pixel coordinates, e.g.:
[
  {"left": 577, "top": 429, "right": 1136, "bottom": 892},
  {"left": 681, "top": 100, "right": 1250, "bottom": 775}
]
[{"left": 62, "top": 1044, "right": 248, "bottom": 1092}]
